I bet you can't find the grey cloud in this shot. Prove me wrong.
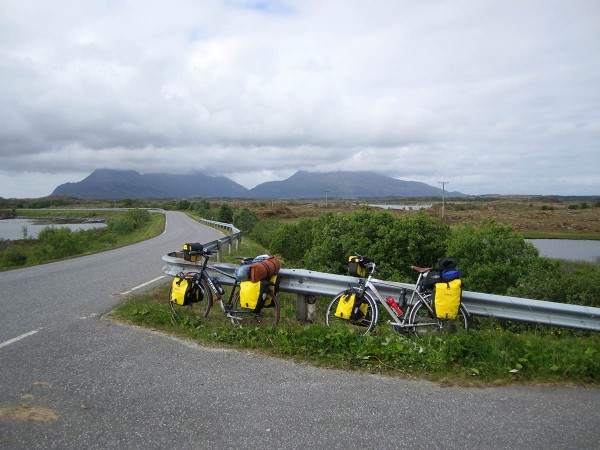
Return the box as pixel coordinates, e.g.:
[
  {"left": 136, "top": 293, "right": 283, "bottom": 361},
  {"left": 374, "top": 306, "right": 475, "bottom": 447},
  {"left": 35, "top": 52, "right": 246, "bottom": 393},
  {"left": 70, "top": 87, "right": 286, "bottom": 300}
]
[{"left": 1, "top": 0, "right": 599, "bottom": 198}]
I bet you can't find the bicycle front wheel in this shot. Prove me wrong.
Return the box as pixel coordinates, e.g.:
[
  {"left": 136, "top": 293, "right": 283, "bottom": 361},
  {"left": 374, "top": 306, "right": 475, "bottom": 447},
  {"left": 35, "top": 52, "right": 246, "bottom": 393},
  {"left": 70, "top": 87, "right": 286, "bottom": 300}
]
[
  {"left": 229, "top": 290, "right": 281, "bottom": 326},
  {"left": 409, "top": 300, "right": 470, "bottom": 338},
  {"left": 169, "top": 278, "right": 213, "bottom": 320},
  {"left": 325, "top": 291, "right": 378, "bottom": 336}
]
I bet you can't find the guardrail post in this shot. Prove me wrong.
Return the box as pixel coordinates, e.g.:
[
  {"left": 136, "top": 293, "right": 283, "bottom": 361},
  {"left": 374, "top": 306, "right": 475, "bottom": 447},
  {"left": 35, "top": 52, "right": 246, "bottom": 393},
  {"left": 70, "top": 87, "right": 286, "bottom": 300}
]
[
  {"left": 216, "top": 241, "right": 223, "bottom": 263},
  {"left": 296, "top": 294, "right": 318, "bottom": 322}
]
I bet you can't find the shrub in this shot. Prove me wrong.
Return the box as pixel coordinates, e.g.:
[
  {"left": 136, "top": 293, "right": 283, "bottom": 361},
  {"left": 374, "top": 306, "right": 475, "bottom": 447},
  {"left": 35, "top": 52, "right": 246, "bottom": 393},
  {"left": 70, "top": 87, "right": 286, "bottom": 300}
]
[
  {"left": 106, "top": 209, "right": 150, "bottom": 235},
  {"left": 233, "top": 207, "right": 258, "bottom": 233},
  {"left": 283, "top": 208, "right": 450, "bottom": 281},
  {"left": 248, "top": 218, "right": 283, "bottom": 249},
  {"left": 218, "top": 204, "right": 234, "bottom": 223},
  {"left": 37, "top": 227, "right": 86, "bottom": 259},
  {"left": 446, "top": 220, "right": 539, "bottom": 294},
  {"left": 508, "top": 257, "right": 564, "bottom": 302},
  {"left": 107, "top": 216, "right": 136, "bottom": 234},
  {"left": 2, "top": 245, "right": 27, "bottom": 266},
  {"left": 271, "top": 219, "right": 315, "bottom": 263},
  {"left": 192, "top": 199, "right": 211, "bottom": 215},
  {"left": 175, "top": 199, "right": 191, "bottom": 210}
]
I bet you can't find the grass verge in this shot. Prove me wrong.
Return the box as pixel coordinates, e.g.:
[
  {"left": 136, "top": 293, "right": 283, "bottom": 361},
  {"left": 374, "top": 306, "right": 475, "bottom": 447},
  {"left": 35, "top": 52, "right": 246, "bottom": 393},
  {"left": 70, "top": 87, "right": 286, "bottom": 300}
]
[{"left": 110, "top": 283, "right": 600, "bottom": 387}]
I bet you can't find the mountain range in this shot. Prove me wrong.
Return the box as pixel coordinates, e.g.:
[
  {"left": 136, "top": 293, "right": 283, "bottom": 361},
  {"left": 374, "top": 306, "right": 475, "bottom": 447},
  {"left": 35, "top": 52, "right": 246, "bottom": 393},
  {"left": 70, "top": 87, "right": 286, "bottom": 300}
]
[{"left": 51, "top": 169, "right": 464, "bottom": 199}]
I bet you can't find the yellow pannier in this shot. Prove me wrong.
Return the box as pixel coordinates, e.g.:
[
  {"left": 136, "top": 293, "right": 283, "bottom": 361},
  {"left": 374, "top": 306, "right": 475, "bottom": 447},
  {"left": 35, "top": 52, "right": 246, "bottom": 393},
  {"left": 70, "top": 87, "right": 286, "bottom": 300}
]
[
  {"left": 348, "top": 256, "right": 367, "bottom": 278},
  {"left": 434, "top": 279, "right": 462, "bottom": 319},
  {"left": 170, "top": 275, "right": 201, "bottom": 306},
  {"left": 334, "top": 292, "right": 368, "bottom": 320},
  {"left": 239, "top": 275, "right": 277, "bottom": 310}
]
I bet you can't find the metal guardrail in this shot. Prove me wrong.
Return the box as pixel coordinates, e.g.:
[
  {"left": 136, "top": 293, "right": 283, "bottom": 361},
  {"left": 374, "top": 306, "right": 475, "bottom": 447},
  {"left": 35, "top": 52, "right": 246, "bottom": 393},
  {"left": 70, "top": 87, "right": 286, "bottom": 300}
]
[
  {"left": 193, "top": 220, "right": 242, "bottom": 262},
  {"left": 161, "top": 255, "right": 600, "bottom": 332},
  {"left": 200, "top": 219, "right": 241, "bottom": 235}
]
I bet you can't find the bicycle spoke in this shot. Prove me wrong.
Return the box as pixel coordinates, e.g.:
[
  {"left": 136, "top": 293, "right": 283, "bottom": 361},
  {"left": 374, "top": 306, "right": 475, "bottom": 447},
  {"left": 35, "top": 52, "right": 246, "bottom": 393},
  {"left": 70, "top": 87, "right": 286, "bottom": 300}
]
[
  {"left": 325, "top": 292, "right": 378, "bottom": 335},
  {"left": 168, "top": 277, "right": 213, "bottom": 321},
  {"left": 409, "top": 300, "right": 469, "bottom": 337},
  {"left": 229, "top": 291, "right": 280, "bottom": 326}
]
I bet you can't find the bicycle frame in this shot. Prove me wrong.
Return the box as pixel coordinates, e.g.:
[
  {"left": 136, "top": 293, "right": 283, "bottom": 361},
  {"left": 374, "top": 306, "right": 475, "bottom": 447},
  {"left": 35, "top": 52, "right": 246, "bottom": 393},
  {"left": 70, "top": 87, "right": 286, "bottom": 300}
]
[
  {"left": 182, "top": 251, "right": 238, "bottom": 312},
  {"left": 359, "top": 264, "right": 439, "bottom": 332}
]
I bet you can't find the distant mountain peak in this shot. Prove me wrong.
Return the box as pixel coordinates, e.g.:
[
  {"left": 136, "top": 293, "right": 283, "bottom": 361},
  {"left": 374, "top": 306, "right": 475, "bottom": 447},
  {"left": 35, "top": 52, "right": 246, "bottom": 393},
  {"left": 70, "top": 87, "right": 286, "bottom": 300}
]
[{"left": 51, "top": 169, "right": 464, "bottom": 199}]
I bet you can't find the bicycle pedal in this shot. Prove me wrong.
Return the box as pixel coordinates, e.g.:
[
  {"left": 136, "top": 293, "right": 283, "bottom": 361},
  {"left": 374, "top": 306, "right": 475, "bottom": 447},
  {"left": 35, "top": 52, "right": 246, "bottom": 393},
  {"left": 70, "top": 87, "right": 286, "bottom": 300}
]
[{"left": 227, "top": 313, "right": 242, "bottom": 321}]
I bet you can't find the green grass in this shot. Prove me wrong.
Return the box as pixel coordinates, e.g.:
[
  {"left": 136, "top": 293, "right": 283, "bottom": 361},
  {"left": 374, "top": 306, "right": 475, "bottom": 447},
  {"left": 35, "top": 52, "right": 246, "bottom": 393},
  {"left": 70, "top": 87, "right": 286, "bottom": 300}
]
[{"left": 110, "top": 284, "right": 600, "bottom": 386}]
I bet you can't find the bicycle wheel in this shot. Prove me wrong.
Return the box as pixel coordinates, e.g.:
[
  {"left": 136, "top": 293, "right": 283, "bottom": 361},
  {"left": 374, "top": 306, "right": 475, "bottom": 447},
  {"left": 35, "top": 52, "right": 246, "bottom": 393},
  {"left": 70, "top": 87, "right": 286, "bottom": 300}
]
[
  {"left": 169, "top": 277, "right": 213, "bottom": 320},
  {"left": 325, "top": 291, "right": 378, "bottom": 336},
  {"left": 229, "top": 290, "right": 281, "bottom": 326},
  {"left": 409, "top": 300, "right": 470, "bottom": 338}
]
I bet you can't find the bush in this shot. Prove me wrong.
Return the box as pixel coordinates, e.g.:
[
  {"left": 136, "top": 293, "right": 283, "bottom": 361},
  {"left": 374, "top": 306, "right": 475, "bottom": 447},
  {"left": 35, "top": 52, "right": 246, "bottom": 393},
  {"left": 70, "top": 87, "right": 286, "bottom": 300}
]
[
  {"left": 218, "top": 204, "right": 234, "bottom": 223},
  {"left": 507, "top": 257, "right": 565, "bottom": 302},
  {"left": 233, "top": 207, "right": 258, "bottom": 234},
  {"left": 106, "top": 209, "right": 150, "bottom": 235},
  {"left": 446, "top": 220, "right": 539, "bottom": 294},
  {"left": 559, "top": 261, "right": 600, "bottom": 307},
  {"left": 107, "top": 216, "right": 136, "bottom": 234},
  {"left": 271, "top": 208, "right": 449, "bottom": 281},
  {"left": 192, "top": 199, "right": 211, "bottom": 215},
  {"left": 37, "top": 227, "right": 87, "bottom": 259},
  {"left": 175, "top": 199, "right": 191, "bottom": 210},
  {"left": 271, "top": 219, "right": 314, "bottom": 263},
  {"left": 248, "top": 218, "right": 283, "bottom": 249},
  {"left": 2, "top": 245, "right": 27, "bottom": 266},
  {"left": 250, "top": 208, "right": 596, "bottom": 306}
]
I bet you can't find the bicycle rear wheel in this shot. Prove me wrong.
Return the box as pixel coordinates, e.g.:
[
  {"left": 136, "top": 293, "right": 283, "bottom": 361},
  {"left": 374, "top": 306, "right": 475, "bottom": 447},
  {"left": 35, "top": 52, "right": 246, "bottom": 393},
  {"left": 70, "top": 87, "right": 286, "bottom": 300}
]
[
  {"left": 325, "top": 291, "right": 378, "bottom": 336},
  {"left": 409, "top": 300, "right": 469, "bottom": 338},
  {"left": 229, "top": 290, "right": 281, "bottom": 326},
  {"left": 169, "top": 277, "right": 213, "bottom": 320}
]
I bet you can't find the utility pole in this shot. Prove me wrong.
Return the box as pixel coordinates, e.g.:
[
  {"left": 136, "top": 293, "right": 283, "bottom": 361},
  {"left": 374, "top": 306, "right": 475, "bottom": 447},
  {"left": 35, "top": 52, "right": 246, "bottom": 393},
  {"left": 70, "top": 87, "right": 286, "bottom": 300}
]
[
  {"left": 438, "top": 181, "right": 449, "bottom": 221},
  {"left": 324, "top": 190, "right": 329, "bottom": 206}
]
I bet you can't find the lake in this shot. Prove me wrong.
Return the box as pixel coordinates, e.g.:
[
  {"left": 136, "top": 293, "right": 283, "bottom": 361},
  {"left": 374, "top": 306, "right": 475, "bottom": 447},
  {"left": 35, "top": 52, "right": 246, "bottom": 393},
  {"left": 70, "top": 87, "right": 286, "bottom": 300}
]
[
  {"left": 369, "top": 204, "right": 432, "bottom": 210},
  {"left": 527, "top": 239, "right": 600, "bottom": 262},
  {"left": 0, "top": 218, "right": 106, "bottom": 240}
]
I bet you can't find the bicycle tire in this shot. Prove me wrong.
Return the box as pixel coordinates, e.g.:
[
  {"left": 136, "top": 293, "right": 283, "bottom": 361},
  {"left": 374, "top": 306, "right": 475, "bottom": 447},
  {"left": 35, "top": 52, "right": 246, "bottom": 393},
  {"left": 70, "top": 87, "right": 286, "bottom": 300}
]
[
  {"left": 325, "top": 291, "right": 378, "bottom": 336},
  {"left": 229, "top": 289, "right": 281, "bottom": 326},
  {"left": 169, "top": 277, "right": 213, "bottom": 320},
  {"left": 409, "top": 300, "right": 470, "bottom": 338}
]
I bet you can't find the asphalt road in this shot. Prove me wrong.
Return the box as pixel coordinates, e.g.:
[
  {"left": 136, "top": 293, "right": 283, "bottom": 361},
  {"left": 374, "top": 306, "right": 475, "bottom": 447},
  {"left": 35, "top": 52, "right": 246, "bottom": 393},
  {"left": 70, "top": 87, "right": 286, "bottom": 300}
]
[{"left": 1, "top": 211, "right": 599, "bottom": 449}]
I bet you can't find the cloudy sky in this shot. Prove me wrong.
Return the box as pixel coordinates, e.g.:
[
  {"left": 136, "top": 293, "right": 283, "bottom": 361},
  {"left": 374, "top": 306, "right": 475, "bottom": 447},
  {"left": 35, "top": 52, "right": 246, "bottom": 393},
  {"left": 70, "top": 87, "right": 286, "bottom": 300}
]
[{"left": 1, "top": 0, "right": 599, "bottom": 198}]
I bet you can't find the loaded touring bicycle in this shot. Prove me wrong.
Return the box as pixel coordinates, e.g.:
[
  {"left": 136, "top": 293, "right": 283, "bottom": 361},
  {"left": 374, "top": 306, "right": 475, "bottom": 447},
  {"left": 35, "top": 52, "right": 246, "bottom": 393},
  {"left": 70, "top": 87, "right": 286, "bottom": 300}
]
[{"left": 325, "top": 255, "right": 470, "bottom": 336}]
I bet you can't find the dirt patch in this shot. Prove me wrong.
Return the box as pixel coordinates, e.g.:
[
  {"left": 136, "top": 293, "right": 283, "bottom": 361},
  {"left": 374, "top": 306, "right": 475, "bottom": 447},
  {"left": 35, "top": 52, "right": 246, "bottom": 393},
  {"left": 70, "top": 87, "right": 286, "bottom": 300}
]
[{"left": 0, "top": 404, "right": 59, "bottom": 422}]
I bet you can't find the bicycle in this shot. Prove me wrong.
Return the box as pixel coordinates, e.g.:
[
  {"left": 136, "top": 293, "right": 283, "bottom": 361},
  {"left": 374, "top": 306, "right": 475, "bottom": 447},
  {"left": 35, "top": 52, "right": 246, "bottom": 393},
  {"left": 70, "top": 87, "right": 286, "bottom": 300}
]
[
  {"left": 325, "top": 255, "right": 470, "bottom": 336},
  {"left": 168, "top": 249, "right": 281, "bottom": 326}
]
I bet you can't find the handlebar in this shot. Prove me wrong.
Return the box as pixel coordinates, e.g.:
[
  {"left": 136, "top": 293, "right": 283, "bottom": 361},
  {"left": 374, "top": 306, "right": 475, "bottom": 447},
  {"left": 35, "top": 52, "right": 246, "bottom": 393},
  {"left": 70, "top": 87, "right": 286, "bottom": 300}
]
[
  {"left": 353, "top": 254, "right": 375, "bottom": 265},
  {"left": 353, "top": 254, "right": 379, "bottom": 273}
]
